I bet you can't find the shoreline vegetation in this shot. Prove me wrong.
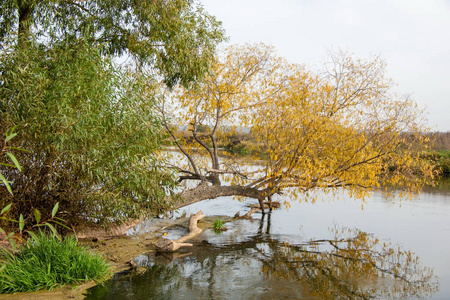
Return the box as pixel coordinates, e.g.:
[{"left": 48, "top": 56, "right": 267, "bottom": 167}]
[
  {"left": 422, "top": 131, "right": 450, "bottom": 177},
  {"left": 423, "top": 150, "right": 450, "bottom": 177},
  {"left": 0, "top": 215, "right": 235, "bottom": 300},
  {"left": 0, "top": 233, "right": 109, "bottom": 294}
]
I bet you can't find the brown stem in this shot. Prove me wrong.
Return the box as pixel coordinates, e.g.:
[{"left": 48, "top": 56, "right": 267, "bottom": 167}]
[{"left": 18, "top": 2, "right": 33, "bottom": 46}]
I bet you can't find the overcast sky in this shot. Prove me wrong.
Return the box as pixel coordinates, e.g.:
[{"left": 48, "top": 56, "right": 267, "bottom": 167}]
[{"left": 201, "top": 0, "right": 450, "bottom": 132}]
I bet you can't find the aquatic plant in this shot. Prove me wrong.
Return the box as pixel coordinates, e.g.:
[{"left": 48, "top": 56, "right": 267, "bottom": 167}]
[{"left": 213, "top": 219, "right": 225, "bottom": 231}]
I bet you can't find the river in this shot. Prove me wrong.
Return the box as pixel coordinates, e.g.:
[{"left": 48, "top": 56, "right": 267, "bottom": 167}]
[{"left": 85, "top": 179, "right": 450, "bottom": 299}]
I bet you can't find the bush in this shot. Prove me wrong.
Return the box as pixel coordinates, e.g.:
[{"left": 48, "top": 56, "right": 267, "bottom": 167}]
[
  {"left": 0, "top": 42, "right": 176, "bottom": 228},
  {"left": 0, "top": 233, "right": 109, "bottom": 293},
  {"left": 422, "top": 150, "right": 450, "bottom": 177}
]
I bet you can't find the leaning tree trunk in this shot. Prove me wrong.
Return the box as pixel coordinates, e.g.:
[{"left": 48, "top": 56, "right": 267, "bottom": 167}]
[
  {"left": 174, "top": 185, "right": 264, "bottom": 208},
  {"left": 173, "top": 184, "right": 277, "bottom": 215}
]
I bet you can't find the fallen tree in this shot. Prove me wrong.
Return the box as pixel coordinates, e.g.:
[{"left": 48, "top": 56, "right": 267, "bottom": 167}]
[
  {"left": 154, "top": 205, "right": 266, "bottom": 252},
  {"left": 155, "top": 210, "right": 205, "bottom": 252},
  {"left": 160, "top": 44, "right": 438, "bottom": 212}
]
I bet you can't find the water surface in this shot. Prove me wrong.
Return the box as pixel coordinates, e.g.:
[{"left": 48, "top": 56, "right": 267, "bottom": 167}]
[{"left": 85, "top": 180, "right": 450, "bottom": 299}]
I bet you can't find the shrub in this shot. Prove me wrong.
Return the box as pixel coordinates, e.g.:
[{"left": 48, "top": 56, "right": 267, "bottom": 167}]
[
  {"left": 0, "top": 233, "right": 109, "bottom": 293},
  {"left": 0, "top": 42, "right": 176, "bottom": 228}
]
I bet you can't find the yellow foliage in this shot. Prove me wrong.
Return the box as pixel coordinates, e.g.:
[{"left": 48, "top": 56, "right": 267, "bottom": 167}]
[{"left": 160, "top": 43, "right": 437, "bottom": 204}]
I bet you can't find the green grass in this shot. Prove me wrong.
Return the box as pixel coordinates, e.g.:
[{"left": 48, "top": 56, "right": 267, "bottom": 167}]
[
  {"left": 0, "top": 233, "right": 109, "bottom": 294},
  {"left": 213, "top": 219, "right": 225, "bottom": 230}
]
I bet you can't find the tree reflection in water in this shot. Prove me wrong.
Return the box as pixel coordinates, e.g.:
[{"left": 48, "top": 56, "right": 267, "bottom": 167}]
[
  {"left": 259, "top": 216, "right": 438, "bottom": 299},
  {"left": 86, "top": 215, "right": 438, "bottom": 300}
]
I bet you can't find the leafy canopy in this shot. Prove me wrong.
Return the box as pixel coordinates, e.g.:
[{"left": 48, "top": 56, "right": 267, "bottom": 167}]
[
  {"left": 162, "top": 44, "right": 437, "bottom": 206},
  {"left": 0, "top": 0, "right": 225, "bottom": 87},
  {"left": 0, "top": 41, "right": 176, "bottom": 225}
]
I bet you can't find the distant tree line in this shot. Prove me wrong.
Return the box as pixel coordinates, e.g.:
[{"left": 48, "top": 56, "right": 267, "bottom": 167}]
[{"left": 430, "top": 131, "right": 450, "bottom": 151}]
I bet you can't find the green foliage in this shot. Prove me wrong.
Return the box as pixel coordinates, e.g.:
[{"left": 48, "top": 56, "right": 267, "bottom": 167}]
[
  {"left": 0, "top": 126, "right": 62, "bottom": 250},
  {"left": 225, "top": 142, "right": 249, "bottom": 156},
  {"left": 0, "top": 0, "right": 225, "bottom": 228},
  {"left": 0, "top": 233, "right": 110, "bottom": 293},
  {"left": 0, "top": 126, "right": 24, "bottom": 194},
  {"left": 212, "top": 219, "right": 224, "bottom": 230},
  {"left": 0, "top": 41, "right": 177, "bottom": 226},
  {"left": 0, "top": 0, "right": 225, "bottom": 87},
  {"left": 0, "top": 202, "right": 67, "bottom": 251}
]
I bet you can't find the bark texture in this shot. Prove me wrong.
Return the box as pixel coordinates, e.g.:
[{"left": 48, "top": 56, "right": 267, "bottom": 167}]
[
  {"left": 155, "top": 210, "right": 205, "bottom": 252},
  {"left": 175, "top": 185, "right": 265, "bottom": 209}
]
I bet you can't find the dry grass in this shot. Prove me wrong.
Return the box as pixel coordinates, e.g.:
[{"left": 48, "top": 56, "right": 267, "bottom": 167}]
[{"left": 430, "top": 131, "right": 450, "bottom": 151}]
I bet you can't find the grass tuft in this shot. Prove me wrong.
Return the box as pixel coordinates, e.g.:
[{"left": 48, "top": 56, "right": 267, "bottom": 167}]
[
  {"left": 0, "top": 233, "right": 109, "bottom": 294},
  {"left": 212, "top": 219, "right": 225, "bottom": 231}
]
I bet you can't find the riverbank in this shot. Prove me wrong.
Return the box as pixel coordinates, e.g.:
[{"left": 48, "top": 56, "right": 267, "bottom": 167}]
[{"left": 0, "top": 215, "right": 231, "bottom": 300}]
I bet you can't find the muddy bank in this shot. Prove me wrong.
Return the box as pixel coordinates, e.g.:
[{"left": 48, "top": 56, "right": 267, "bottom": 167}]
[{"left": 0, "top": 215, "right": 234, "bottom": 300}]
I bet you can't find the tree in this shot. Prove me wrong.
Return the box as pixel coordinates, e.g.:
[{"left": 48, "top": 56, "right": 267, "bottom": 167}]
[
  {"left": 0, "top": 0, "right": 225, "bottom": 227},
  {"left": 161, "top": 44, "right": 438, "bottom": 211},
  {"left": 0, "top": 0, "right": 225, "bottom": 87}
]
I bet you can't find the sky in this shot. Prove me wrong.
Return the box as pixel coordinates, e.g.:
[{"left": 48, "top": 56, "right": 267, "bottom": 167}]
[{"left": 201, "top": 0, "right": 450, "bottom": 132}]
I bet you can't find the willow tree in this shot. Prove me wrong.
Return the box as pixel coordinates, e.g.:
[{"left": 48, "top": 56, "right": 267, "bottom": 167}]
[
  {"left": 0, "top": 0, "right": 225, "bottom": 227},
  {"left": 0, "top": 0, "right": 224, "bottom": 87},
  {"left": 161, "top": 44, "right": 437, "bottom": 211}
]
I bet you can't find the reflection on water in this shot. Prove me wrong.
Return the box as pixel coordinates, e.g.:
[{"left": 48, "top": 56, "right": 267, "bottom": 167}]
[
  {"left": 86, "top": 180, "right": 450, "bottom": 299},
  {"left": 85, "top": 214, "right": 438, "bottom": 300},
  {"left": 422, "top": 178, "right": 450, "bottom": 195}
]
